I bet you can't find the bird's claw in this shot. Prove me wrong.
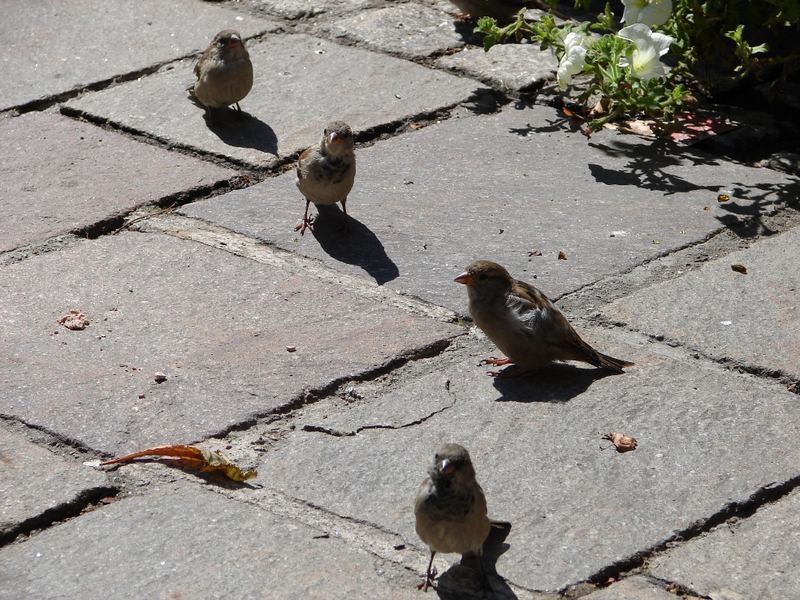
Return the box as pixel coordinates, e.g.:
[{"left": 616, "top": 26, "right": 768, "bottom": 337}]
[
  {"left": 417, "top": 566, "right": 438, "bottom": 592},
  {"left": 479, "top": 357, "right": 513, "bottom": 367},
  {"left": 294, "top": 217, "right": 315, "bottom": 235}
]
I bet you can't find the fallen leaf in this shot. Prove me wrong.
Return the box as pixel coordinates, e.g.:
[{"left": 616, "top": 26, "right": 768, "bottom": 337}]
[
  {"left": 59, "top": 309, "right": 89, "bottom": 330},
  {"left": 528, "top": 249, "right": 542, "bottom": 257},
  {"left": 731, "top": 264, "right": 747, "bottom": 274},
  {"left": 558, "top": 251, "right": 567, "bottom": 260},
  {"left": 101, "top": 444, "right": 257, "bottom": 482},
  {"left": 717, "top": 193, "right": 730, "bottom": 202},
  {"left": 602, "top": 432, "right": 638, "bottom": 453}
]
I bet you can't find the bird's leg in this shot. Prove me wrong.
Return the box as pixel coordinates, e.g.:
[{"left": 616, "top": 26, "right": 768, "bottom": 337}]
[
  {"left": 477, "top": 553, "right": 490, "bottom": 591},
  {"left": 417, "top": 551, "right": 437, "bottom": 592},
  {"left": 479, "top": 357, "right": 513, "bottom": 367},
  {"left": 339, "top": 197, "right": 351, "bottom": 233},
  {"left": 294, "top": 199, "right": 315, "bottom": 235},
  {"left": 234, "top": 102, "right": 242, "bottom": 112}
]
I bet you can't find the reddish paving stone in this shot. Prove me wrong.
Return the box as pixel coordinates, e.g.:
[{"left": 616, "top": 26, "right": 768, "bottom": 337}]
[
  {"left": 0, "top": 426, "right": 110, "bottom": 539},
  {"left": 0, "top": 232, "right": 459, "bottom": 455},
  {"left": 0, "top": 0, "right": 278, "bottom": 111},
  {"left": 0, "top": 112, "right": 236, "bottom": 253}
]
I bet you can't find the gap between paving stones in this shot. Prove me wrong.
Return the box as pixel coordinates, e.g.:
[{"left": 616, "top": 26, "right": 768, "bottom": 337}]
[{"left": 60, "top": 84, "right": 509, "bottom": 175}]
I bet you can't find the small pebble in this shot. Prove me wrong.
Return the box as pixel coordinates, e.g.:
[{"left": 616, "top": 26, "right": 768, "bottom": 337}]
[
  {"left": 154, "top": 372, "right": 167, "bottom": 383},
  {"left": 286, "top": 346, "right": 297, "bottom": 353}
]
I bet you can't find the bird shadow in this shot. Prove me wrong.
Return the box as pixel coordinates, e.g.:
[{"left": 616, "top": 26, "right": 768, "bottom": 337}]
[
  {"left": 491, "top": 363, "right": 617, "bottom": 403},
  {"left": 311, "top": 205, "right": 400, "bottom": 285},
  {"left": 201, "top": 107, "right": 278, "bottom": 156},
  {"left": 435, "top": 522, "right": 517, "bottom": 599}
]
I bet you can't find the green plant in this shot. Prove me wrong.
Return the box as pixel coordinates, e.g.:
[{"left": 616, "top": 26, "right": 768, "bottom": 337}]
[{"left": 476, "top": 1, "right": 800, "bottom": 132}]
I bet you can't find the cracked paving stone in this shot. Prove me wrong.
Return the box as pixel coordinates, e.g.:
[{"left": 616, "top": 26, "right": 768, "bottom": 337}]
[
  {"left": 0, "top": 232, "right": 460, "bottom": 455},
  {"left": 64, "top": 34, "right": 481, "bottom": 169},
  {"left": 0, "top": 112, "right": 236, "bottom": 254},
  {"left": 0, "top": 483, "right": 420, "bottom": 600},
  {"left": 245, "top": 0, "right": 378, "bottom": 20},
  {"left": 179, "top": 103, "right": 795, "bottom": 313},
  {"left": 603, "top": 226, "right": 800, "bottom": 379},
  {"left": 648, "top": 487, "right": 800, "bottom": 599},
  {"left": 0, "top": 426, "right": 110, "bottom": 540},
  {"left": 0, "top": 0, "right": 278, "bottom": 111},
  {"left": 254, "top": 330, "right": 800, "bottom": 592},
  {"left": 582, "top": 576, "right": 678, "bottom": 599},
  {"left": 437, "top": 43, "right": 558, "bottom": 93},
  {"left": 317, "top": 4, "right": 476, "bottom": 59}
]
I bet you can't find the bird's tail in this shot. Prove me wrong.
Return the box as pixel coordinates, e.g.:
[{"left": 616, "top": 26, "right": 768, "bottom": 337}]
[{"left": 596, "top": 351, "right": 634, "bottom": 373}]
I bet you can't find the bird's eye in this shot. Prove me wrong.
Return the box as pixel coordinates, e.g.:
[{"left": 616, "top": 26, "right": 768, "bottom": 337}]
[{"left": 476, "top": 273, "right": 486, "bottom": 281}]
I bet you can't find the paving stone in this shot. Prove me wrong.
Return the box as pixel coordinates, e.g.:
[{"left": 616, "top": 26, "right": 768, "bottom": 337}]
[
  {"left": 318, "top": 4, "right": 476, "bottom": 59},
  {"left": 0, "top": 113, "right": 236, "bottom": 254},
  {"left": 649, "top": 488, "right": 800, "bottom": 599},
  {"left": 437, "top": 42, "right": 557, "bottom": 92},
  {"left": 0, "top": 426, "right": 110, "bottom": 539},
  {"left": 0, "top": 0, "right": 277, "bottom": 111},
  {"left": 583, "top": 576, "right": 678, "bottom": 599},
  {"left": 0, "top": 233, "right": 459, "bottom": 455},
  {"left": 246, "top": 0, "right": 377, "bottom": 20},
  {"left": 65, "top": 34, "right": 480, "bottom": 168},
  {"left": 603, "top": 227, "right": 800, "bottom": 379},
  {"left": 256, "top": 331, "right": 800, "bottom": 592},
  {"left": 180, "top": 104, "right": 794, "bottom": 313},
  {"left": 0, "top": 483, "right": 419, "bottom": 600}
]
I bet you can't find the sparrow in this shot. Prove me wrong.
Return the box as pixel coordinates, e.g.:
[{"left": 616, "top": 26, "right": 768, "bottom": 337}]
[
  {"left": 455, "top": 260, "right": 633, "bottom": 375},
  {"left": 294, "top": 121, "right": 356, "bottom": 235},
  {"left": 447, "top": 0, "right": 531, "bottom": 22},
  {"left": 192, "top": 30, "right": 253, "bottom": 113},
  {"left": 415, "top": 444, "right": 507, "bottom": 592}
]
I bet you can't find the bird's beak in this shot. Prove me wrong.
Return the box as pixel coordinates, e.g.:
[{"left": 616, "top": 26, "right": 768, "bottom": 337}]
[
  {"left": 454, "top": 271, "right": 474, "bottom": 286},
  {"left": 327, "top": 132, "right": 339, "bottom": 145},
  {"left": 226, "top": 36, "right": 242, "bottom": 48},
  {"left": 438, "top": 459, "right": 455, "bottom": 477}
]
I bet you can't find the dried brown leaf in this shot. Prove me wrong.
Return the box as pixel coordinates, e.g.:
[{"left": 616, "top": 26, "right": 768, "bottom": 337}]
[
  {"left": 101, "top": 444, "right": 257, "bottom": 482},
  {"left": 602, "top": 432, "right": 638, "bottom": 453},
  {"left": 59, "top": 309, "right": 89, "bottom": 330},
  {"left": 558, "top": 251, "right": 567, "bottom": 260},
  {"left": 717, "top": 193, "right": 730, "bottom": 203}
]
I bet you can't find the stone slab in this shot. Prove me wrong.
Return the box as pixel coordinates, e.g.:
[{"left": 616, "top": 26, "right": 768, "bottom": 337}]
[
  {"left": 583, "top": 576, "right": 678, "bottom": 600},
  {"left": 180, "top": 104, "right": 794, "bottom": 313},
  {"left": 0, "top": 0, "right": 277, "bottom": 111},
  {"left": 0, "top": 426, "right": 109, "bottom": 538},
  {"left": 0, "top": 112, "right": 236, "bottom": 253},
  {"left": 437, "top": 43, "right": 557, "bottom": 92},
  {"left": 256, "top": 332, "right": 800, "bottom": 592},
  {"left": 649, "top": 488, "right": 800, "bottom": 599},
  {"left": 318, "top": 4, "right": 475, "bottom": 59},
  {"left": 0, "top": 484, "right": 420, "bottom": 600},
  {"left": 246, "top": 0, "right": 377, "bottom": 20},
  {"left": 0, "top": 233, "right": 459, "bottom": 455},
  {"left": 65, "top": 34, "right": 481, "bottom": 168},
  {"left": 603, "top": 227, "right": 800, "bottom": 379}
]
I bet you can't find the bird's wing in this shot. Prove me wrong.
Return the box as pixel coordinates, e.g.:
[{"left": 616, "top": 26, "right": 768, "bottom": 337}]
[
  {"left": 194, "top": 49, "right": 210, "bottom": 79},
  {"left": 296, "top": 147, "right": 315, "bottom": 181},
  {"left": 506, "top": 280, "right": 580, "bottom": 347}
]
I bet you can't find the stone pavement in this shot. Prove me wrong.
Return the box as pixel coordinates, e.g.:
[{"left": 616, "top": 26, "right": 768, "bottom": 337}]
[{"left": 1, "top": 1, "right": 798, "bottom": 599}]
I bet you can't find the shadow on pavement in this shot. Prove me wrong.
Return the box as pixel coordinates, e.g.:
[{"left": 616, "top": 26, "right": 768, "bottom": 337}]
[
  {"left": 587, "top": 137, "right": 800, "bottom": 238},
  {"left": 311, "top": 204, "right": 400, "bottom": 285},
  {"left": 436, "top": 521, "right": 517, "bottom": 599},
  {"left": 202, "top": 108, "right": 278, "bottom": 156},
  {"left": 491, "top": 362, "right": 617, "bottom": 403}
]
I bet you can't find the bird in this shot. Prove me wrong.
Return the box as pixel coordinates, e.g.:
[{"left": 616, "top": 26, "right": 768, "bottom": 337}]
[
  {"left": 447, "top": 0, "right": 532, "bottom": 22},
  {"left": 455, "top": 260, "right": 634, "bottom": 376},
  {"left": 192, "top": 30, "right": 253, "bottom": 113},
  {"left": 294, "top": 121, "right": 356, "bottom": 235},
  {"left": 414, "top": 444, "right": 507, "bottom": 592}
]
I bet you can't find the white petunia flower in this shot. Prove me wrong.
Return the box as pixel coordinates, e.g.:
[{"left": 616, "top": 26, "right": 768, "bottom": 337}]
[
  {"left": 621, "top": 0, "right": 672, "bottom": 27},
  {"left": 557, "top": 32, "right": 590, "bottom": 90},
  {"left": 617, "top": 23, "right": 674, "bottom": 81}
]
